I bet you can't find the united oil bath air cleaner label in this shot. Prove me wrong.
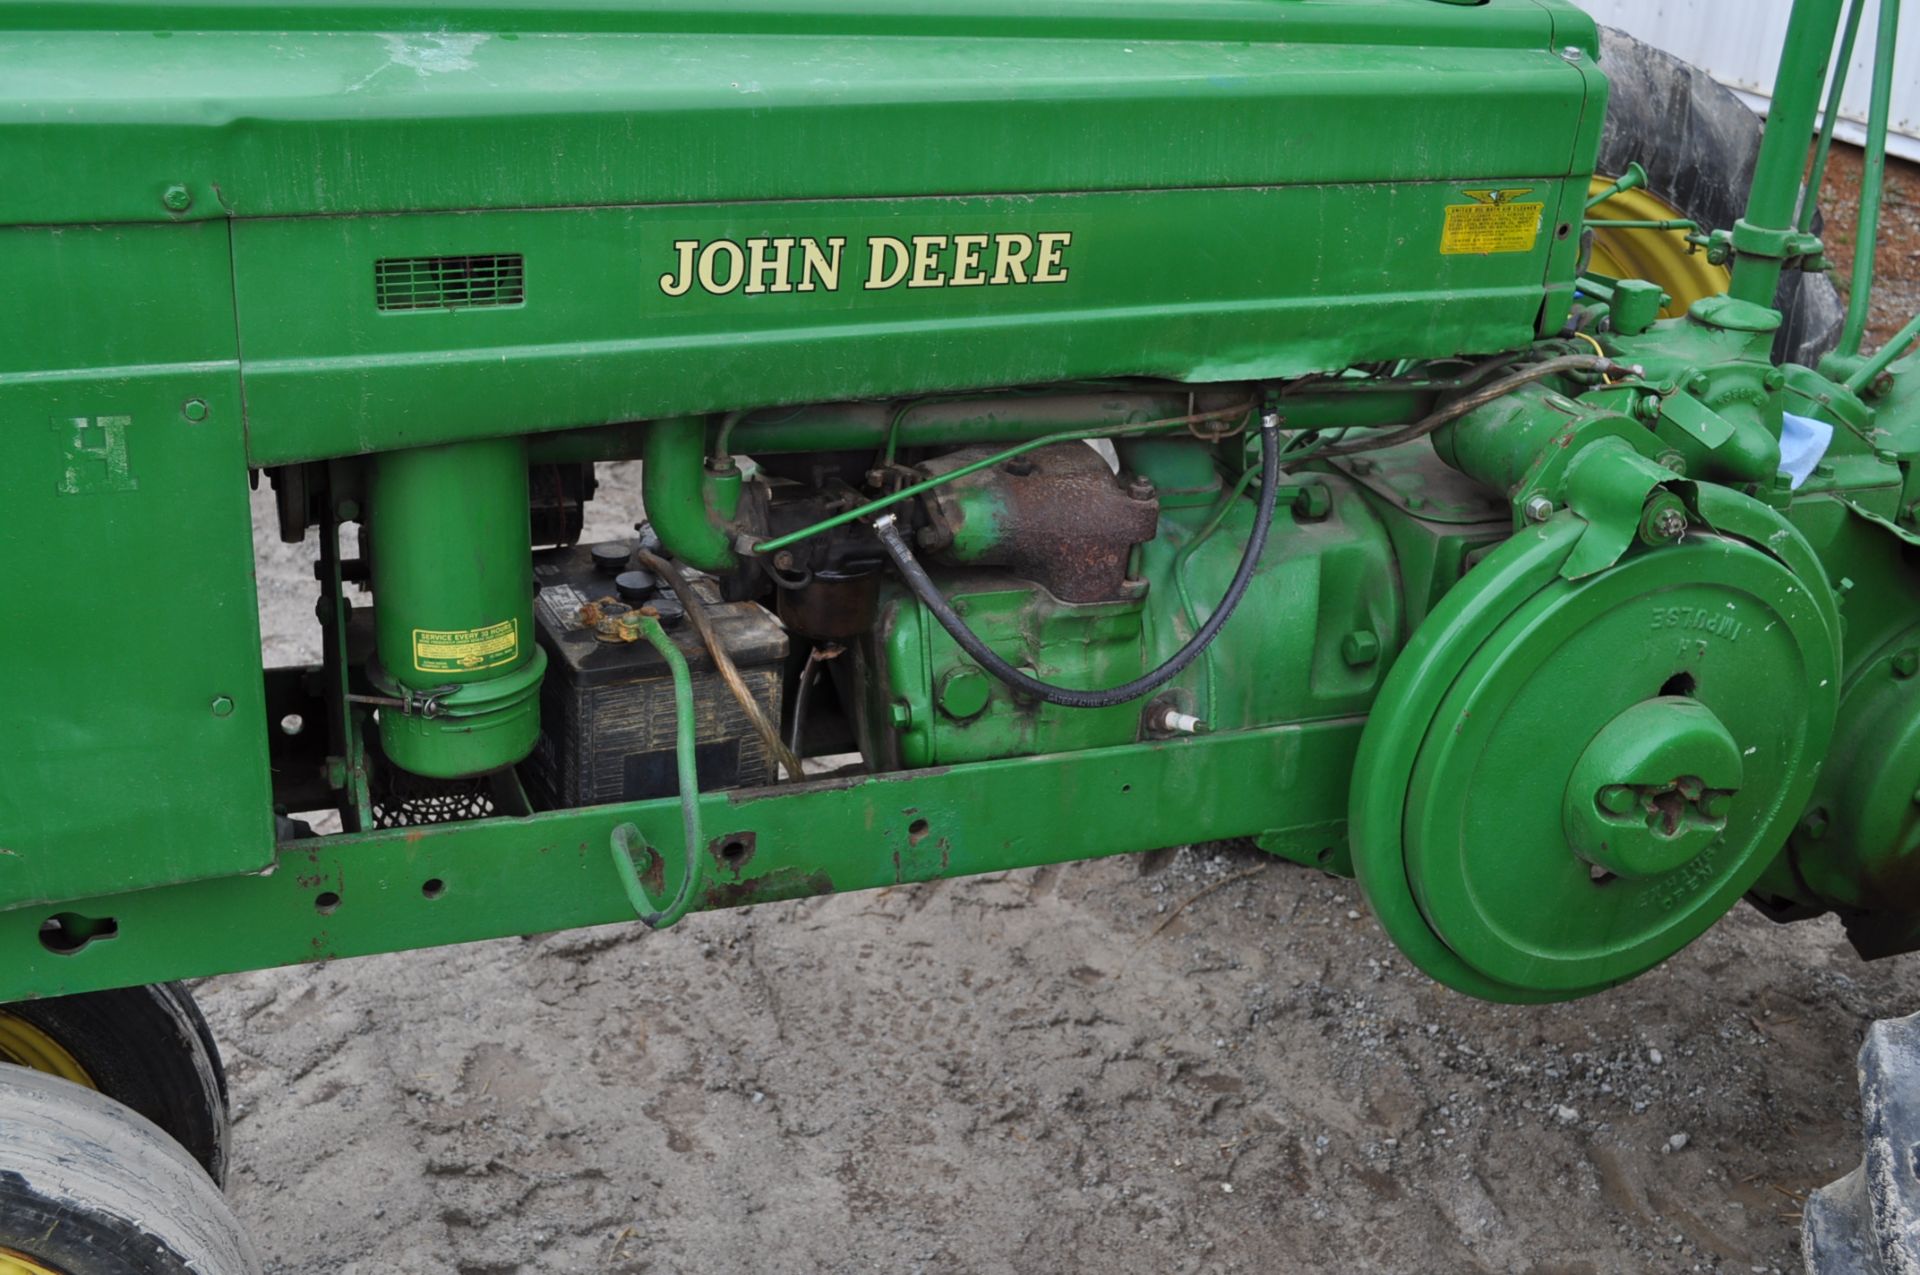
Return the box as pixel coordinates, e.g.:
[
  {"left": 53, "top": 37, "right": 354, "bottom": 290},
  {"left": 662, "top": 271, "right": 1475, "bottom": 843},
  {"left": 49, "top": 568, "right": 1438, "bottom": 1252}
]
[
  {"left": 1440, "top": 188, "right": 1544, "bottom": 255},
  {"left": 413, "top": 619, "right": 520, "bottom": 673}
]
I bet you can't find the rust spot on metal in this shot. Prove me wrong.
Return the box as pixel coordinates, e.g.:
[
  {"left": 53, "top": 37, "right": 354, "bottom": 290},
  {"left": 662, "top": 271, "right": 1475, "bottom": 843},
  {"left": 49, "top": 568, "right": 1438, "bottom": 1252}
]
[
  {"left": 707, "top": 831, "right": 758, "bottom": 880},
  {"left": 919, "top": 442, "right": 1159, "bottom": 602},
  {"left": 703, "top": 867, "right": 834, "bottom": 910},
  {"left": 639, "top": 845, "right": 667, "bottom": 896}
]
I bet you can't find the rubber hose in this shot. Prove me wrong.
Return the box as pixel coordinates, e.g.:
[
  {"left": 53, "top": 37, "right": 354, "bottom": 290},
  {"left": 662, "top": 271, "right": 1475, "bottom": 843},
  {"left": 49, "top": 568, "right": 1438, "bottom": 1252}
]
[{"left": 872, "top": 416, "right": 1281, "bottom": 709}]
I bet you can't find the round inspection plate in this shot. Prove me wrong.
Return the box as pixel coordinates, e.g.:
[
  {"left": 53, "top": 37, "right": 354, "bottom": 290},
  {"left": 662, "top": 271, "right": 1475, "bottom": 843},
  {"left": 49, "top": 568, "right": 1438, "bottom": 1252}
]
[{"left": 1352, "top": 515, "right": 1838, "bottom": 1002}]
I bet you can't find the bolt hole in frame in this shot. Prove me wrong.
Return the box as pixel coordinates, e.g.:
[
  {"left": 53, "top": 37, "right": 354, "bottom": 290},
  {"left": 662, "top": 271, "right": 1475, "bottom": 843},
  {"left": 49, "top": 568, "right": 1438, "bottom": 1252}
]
[
  {"left": 37, "top": 912, "right": 119, "bottom": 956},
  {"left": 313, "top": 891, "right": 341, "bottom": 916},
  {"left": 421, "top": 878, "right": 446, "bottom": 900}
]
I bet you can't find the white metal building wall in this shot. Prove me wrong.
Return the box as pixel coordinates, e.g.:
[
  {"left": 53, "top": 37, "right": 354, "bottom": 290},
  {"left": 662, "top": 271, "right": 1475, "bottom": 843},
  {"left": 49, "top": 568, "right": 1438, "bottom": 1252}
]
[{"left": 1577, "top": 0, "right": 1920, "bottom": 159}]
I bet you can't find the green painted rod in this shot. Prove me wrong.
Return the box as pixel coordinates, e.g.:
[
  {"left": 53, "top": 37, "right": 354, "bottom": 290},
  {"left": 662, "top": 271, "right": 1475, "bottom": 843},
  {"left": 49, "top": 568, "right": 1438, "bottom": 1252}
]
[
  {"left": 1800, "top": 0, "right": 1870, "bottom": 233},
  {"left": 1839, "top": 0, "right": 1902, "bottom": 357},
  {"left": 611, "top": 614, "right": 707, "bottom": 931},
  {"left": 1730, "top": 0, "right": 1845, "bottom": 307},
  {"left": 1845, "top": 310, "right": 1920, "bottom": 391}
]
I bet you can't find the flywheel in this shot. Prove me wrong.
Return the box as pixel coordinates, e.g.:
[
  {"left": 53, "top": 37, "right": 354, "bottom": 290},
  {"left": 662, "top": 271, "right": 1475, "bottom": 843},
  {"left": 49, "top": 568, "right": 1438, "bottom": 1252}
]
[{"left": 1351, "top": 500, "right": 1840, "bottom": 1002}]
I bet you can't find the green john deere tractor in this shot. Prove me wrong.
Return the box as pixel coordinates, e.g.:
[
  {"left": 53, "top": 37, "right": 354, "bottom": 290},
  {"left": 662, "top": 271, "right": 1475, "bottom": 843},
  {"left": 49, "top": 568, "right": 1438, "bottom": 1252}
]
[{"left": 1, "top": 0, "right": 1917, "bottom": 1269}]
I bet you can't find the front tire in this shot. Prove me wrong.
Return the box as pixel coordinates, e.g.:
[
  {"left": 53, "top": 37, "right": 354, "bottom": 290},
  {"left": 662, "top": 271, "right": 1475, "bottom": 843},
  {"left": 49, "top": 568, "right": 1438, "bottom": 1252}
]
[
  {"left": 0, "top": 1067, "right": 260, "bottom": 1275},
  {"left": 0, "top": 983, "right": 231, "bottom": 1184}
]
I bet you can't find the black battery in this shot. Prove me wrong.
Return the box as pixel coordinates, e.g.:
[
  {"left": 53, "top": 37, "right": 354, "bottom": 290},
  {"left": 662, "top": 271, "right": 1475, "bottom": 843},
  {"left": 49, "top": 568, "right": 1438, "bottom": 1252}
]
[{"left": 523, "top": 541, "right": 788, "bottom": 808}]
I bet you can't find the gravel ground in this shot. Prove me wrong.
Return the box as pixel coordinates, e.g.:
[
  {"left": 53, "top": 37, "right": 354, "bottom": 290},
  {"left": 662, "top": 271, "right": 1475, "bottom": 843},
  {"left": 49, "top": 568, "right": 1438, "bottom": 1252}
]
[
  {"left": 203, "top": 149, "right": 1920, "bottom": 1275},
  {"left": 1811, "top": 147, "right": 1920, "bottom": 354}
]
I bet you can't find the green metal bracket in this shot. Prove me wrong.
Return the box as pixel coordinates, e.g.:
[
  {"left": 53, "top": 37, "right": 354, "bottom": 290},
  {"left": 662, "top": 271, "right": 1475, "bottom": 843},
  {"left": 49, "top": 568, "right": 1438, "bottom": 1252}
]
[{"left": 1561, "top": 437, "right": 1690, "bottom": 580}]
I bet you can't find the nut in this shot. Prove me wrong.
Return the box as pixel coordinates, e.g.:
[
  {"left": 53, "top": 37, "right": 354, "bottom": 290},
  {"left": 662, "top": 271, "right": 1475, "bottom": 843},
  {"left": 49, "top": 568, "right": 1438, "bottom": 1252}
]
[{"left": 1650, "top": 507, "right": 1688, "bottom": 541}]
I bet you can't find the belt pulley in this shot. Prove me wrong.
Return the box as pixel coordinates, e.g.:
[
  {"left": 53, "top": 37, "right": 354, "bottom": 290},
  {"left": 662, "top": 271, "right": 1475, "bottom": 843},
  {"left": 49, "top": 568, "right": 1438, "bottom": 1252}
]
[{"left": 1350, "top": 478, "right": 1841, "bottom": 1002}]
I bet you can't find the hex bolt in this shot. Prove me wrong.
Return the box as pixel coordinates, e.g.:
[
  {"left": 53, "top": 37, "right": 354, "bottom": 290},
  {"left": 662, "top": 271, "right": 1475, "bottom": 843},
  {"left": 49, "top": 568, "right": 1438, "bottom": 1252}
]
[
  {"left": 210, "top": 696, "right": 235, "bottom": 718},
  {"left": 1292, "top": 485, "right": 1331, "bottom": 522},
  {"left": 1597, "top": 786, "right": 1639, "bottom": 816},
  {"left": 180, "top": 398, "right": 209, "bottom": 423},
  {"left": 1524, "top": 496, "right": 1554, "bottom": 523},
  {"left": 1348, "top": 458, "right": 1376, "bottom": 476},
  {"left": 1341, "top": 630, "right": 1380, "bottom": 667},
  {"left": 1699, "top": 792, "right": 1733, "bottom": 821},
  {"left": 1800, "top": 809, "right": 1831, "bottom": 841},
  {"left": 1126, "top": 474, "right": 1155, "bottom": 501},
  {"left": 1894, "top": 649, "right": 1920, "bottom": 679},
  {"left": 161, "top": 183, "right": 192, "bottom": 212},
  {"left": 1688, "top": 373, "right": 1711, "bottom": 397},
  {"left": 1764, "top": 368, "right": 1787, "bottom": 392},
  {"left": 1404, "top": 494, "right": 1428, "bottom": 512},
  {"left": 1650, "top": 507, "right": 1688, "bottom": 542},
  {"left": 888, "top": 701, "right": 912, "bottom": 730}
]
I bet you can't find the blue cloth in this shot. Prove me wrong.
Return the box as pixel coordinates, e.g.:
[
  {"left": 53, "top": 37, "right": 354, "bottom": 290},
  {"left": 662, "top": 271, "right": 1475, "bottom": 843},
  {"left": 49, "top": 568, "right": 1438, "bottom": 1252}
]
[{"left": 1779, "top": 412, "right": 1835, "bottom": 490}]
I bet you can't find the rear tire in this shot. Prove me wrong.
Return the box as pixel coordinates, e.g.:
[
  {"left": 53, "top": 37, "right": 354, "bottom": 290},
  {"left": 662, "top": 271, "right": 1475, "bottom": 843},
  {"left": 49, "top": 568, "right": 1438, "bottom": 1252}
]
[
  {"left": 0, "top": 983, "right": 231, "bottom": 1184},
  {"left": 0, "top": 1067, "right": 260, "bottom": 1275},
  {"left": 1596, "top": 25, "right": 1845, "bottom": 365}
]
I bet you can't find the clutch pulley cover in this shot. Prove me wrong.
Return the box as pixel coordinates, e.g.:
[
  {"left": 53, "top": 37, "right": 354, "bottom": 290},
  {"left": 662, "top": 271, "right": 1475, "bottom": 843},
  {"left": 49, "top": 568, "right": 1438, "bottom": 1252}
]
[{"left": 1351, "top": 496, "right": 1840, "bottom": 1002}]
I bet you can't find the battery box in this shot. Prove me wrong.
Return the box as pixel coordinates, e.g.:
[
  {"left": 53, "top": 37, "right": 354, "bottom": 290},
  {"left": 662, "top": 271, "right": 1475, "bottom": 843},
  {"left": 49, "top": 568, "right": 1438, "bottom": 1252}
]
[{"left": 524, "top": 542, "right": 788, "bottom": 808}]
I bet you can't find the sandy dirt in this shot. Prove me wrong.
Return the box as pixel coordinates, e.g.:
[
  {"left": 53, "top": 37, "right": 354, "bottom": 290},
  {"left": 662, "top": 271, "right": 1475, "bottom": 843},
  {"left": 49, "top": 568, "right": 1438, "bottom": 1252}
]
[{"left": 200, "top": 151, "right": 1920, "bottom": 1275}]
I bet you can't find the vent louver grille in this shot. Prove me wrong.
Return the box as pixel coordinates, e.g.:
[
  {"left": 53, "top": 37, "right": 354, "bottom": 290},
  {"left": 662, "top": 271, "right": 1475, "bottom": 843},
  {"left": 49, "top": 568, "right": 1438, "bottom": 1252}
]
[{"left": 375, "top": 254, "right": 524, "bottom": 311}]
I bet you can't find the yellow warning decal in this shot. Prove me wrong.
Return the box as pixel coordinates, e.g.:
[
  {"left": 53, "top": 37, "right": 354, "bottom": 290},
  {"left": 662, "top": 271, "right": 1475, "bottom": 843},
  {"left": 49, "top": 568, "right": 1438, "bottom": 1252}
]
[
  {"left": 413, "top": 619, "right": 520, "bottom": 673},
  {"left": 1441, "top": 189, "right": 1544, "bottom": 256}
]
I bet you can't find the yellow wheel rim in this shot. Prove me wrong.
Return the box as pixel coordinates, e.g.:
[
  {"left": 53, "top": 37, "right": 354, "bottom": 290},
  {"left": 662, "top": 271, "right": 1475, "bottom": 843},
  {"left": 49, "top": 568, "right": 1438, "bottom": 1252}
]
[
  {"left": 0, "top": 1248, "right": 67, "bottom": 1275},
  {"left": 0, "top": 1010, "right": 94, "bottom": 1089},
  {"left": 1586, "top": 175, "right": 1731, "bottom": 318}
]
